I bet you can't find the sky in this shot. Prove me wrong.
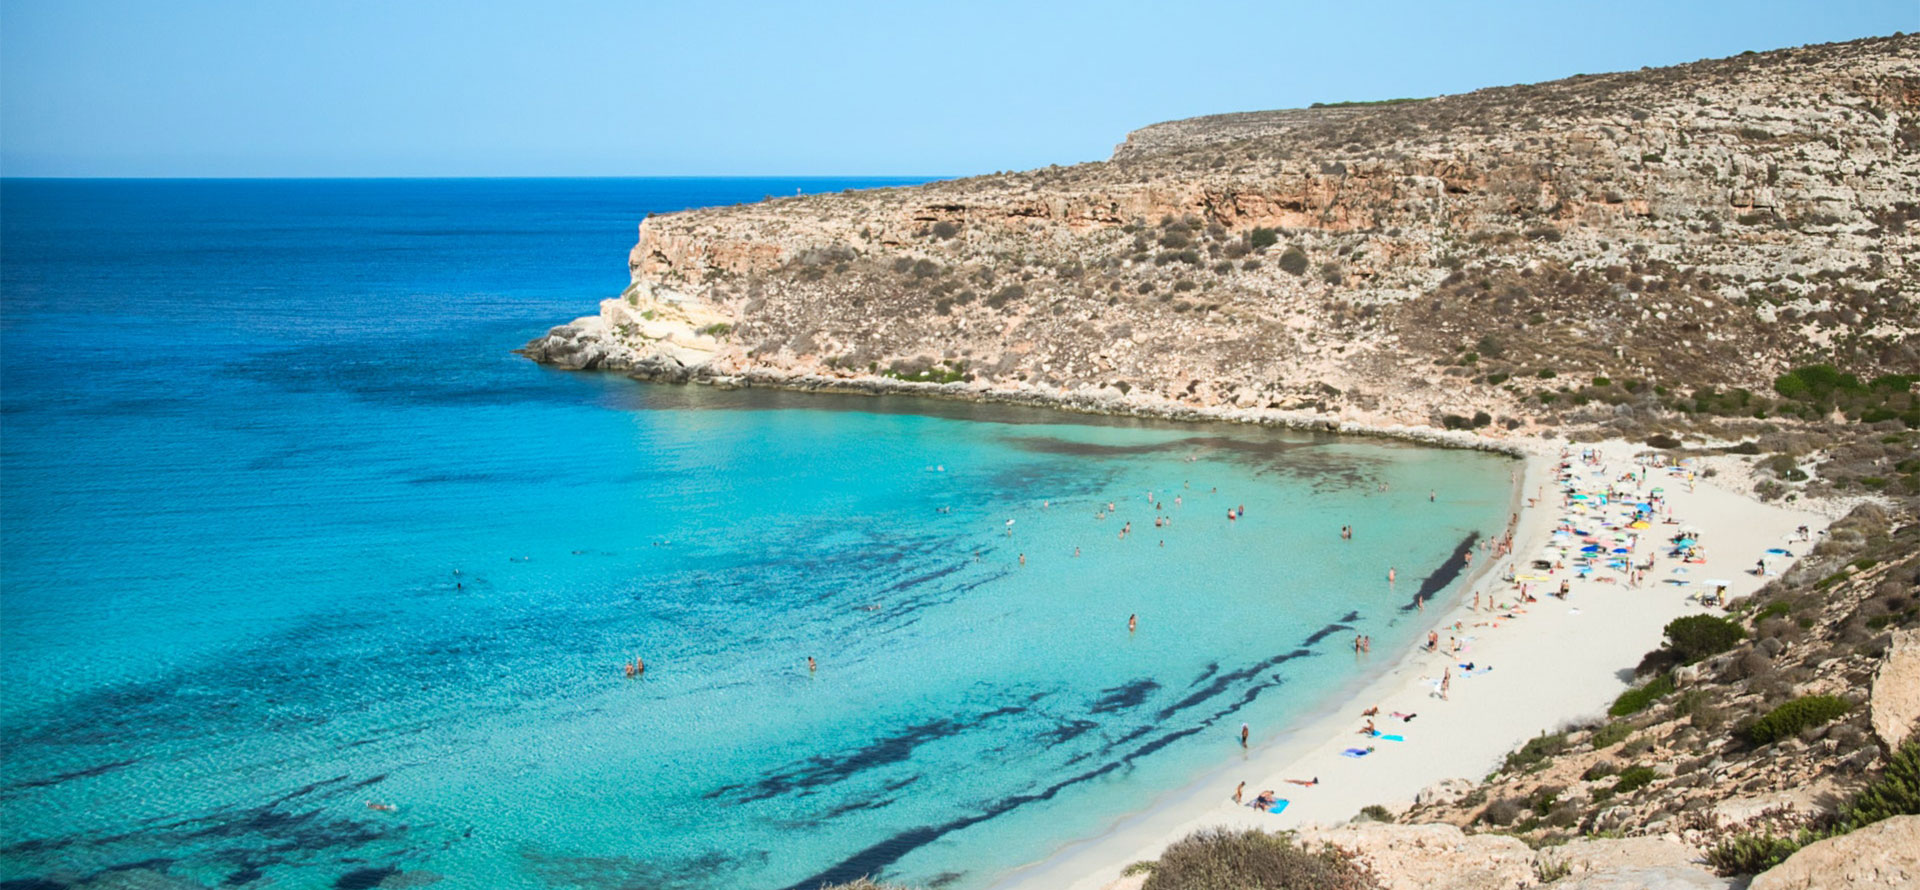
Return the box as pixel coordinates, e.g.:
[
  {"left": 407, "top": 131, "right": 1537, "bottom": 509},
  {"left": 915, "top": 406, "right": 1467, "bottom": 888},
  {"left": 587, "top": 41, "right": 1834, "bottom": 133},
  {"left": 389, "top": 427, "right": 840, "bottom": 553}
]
[{"left": 1, "top": 0, "right": 1914, "bottom": 177}]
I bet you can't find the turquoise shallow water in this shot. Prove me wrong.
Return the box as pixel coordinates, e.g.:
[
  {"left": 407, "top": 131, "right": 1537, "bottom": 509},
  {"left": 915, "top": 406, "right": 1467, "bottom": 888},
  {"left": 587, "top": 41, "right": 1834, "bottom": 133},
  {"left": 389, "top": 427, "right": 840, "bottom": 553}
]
[{"left": 0, "top": 179, "right": 1515, "bottom": 890}]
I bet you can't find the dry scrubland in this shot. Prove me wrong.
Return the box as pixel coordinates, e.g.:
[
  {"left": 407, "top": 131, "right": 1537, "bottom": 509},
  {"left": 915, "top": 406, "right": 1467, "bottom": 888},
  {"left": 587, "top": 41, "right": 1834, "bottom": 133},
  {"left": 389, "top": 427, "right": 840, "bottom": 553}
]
[{"left": 520, "top": 33, "right": 1920, "bottom": 889}]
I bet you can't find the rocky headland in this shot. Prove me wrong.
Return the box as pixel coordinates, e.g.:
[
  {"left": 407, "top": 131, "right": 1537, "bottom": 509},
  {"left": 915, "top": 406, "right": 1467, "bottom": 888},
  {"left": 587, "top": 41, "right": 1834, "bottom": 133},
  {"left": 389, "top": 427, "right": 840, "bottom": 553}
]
[{"left": 524, "top": 35, "right": 1915, "bottom": 442}]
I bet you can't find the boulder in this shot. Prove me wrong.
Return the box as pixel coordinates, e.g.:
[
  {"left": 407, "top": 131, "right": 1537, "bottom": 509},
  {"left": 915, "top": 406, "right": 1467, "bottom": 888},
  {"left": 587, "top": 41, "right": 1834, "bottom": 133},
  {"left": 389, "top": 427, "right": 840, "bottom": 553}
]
[
  {"left": 1299, "top": 822, "right": 1534, "bottom": 890},
  {"left": 1541, "top": 836, "right": 1705, "bottom": 874},
  {"left": 1547, "top": 865, "right": 1735, "bottom": 889},
  {"left": 1750, "top": 815, "right": 1920, "bottom": 889},
  {"left": 1870, "top": 629, "right": 1919, "bottom": 749}
]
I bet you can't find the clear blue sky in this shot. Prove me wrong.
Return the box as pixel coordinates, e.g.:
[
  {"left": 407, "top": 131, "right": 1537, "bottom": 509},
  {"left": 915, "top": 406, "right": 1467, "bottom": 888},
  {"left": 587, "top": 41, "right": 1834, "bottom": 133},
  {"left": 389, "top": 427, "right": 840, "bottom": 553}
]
[{"left": 2, "top": 0, "right": 1913, "bottom": 177}]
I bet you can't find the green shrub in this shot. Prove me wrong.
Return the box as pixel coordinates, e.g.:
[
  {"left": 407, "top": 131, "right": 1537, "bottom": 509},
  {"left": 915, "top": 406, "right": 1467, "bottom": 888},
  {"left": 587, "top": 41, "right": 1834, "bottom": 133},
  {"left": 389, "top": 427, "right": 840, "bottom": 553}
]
[
  {"left": 1141, "top": 827, "right": 1375, "bottom": 890},
  {"left": 1707, "top": 833, "right": 1802, "bottom": 876},
  {"left": 1248, "top": 227, "right": 1279, "bottom": 250},
  {"left": 1582, "top": 759, "right": 1619, "bottom": 780},
  {"left": 930, "top": 220, "right": 960, "bottom": 239},
  {"left": 1503, "top": 731, "right": 1569, "bottom": 773},
  {"left": 1742, "top": 695, "right": 1849, "bottom": 745},
  {"left": 1277, "top": 246, "right": 1310, "bottom": 276},
  {"left": 695, "top": 322, "right": 733, "bottom": 337},
  {"left": 1481, "top": 796, "right": 1524, "bottom": 826},
  {"left": 1610, "top": 674, "right": 1676, "bottom": 717},
  {"left": 1356, "top": 804, "right": 1393, "bottom": 822},
  {"left": 1664, "top": 615, "right": 1746, "bottom": 664},
  {"left": 1753, "top": 601, "right": 1792, "bottom": 625},
  {"left": 985, "top": 284, "right": 1025, "bottom": 308},
  {"left": 1832, "top": 740, "right": 1920, "bottom": 830},
  {"left": 1537, "top": 368, "right": 1557, "bottom": 379},
  {"left": 1613, "top": 766, "right": 1658, "bottom": 794}
]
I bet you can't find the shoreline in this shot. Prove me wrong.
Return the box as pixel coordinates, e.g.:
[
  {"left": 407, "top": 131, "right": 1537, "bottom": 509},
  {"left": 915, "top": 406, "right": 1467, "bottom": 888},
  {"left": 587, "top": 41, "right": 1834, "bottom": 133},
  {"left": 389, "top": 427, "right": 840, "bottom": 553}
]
[
  {"left": 531, "top": 359, "right": 1851, "bottom": 889},
  {"left": 548, "top": 360, "right": 1534, "bottom": 459},
  {"left": 986, "top": 437, "right": 1831, "bottom": 890}
]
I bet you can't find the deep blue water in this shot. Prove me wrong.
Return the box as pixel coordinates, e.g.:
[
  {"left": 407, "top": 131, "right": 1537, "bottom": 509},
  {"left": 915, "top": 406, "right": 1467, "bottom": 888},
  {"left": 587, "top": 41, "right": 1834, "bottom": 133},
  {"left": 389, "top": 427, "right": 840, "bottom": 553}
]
[{"left": 0, "top": 178, "right": 1514, "bottom": 890}]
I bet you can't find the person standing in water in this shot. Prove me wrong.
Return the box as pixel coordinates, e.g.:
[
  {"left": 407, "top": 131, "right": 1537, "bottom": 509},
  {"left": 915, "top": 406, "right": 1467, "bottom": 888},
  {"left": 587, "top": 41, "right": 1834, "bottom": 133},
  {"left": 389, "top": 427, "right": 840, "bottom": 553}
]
[
  {"left": 1240, "top": 723, "right": 1250, "bottom": 747},
  {"left": 1128, "top": 613, "right": 1138, "bottom": 633},
  {"left": 807, "top": 656, "right": 817, "bottom": 673}
]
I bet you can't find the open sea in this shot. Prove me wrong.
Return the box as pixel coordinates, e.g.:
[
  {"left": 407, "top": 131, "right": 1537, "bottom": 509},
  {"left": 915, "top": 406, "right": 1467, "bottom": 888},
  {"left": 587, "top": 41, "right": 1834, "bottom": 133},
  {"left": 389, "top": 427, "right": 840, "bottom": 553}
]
[{"left": 0, "top": 178, "right": 1515, "bottom": 890}]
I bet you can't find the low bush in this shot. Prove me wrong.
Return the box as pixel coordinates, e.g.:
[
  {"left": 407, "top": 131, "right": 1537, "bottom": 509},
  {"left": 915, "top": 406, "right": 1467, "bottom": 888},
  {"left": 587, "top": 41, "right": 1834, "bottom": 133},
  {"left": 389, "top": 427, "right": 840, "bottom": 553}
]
[
  {"left": 1610, "top": 674, "right": 1676, "bottom": 717},
  {"left": 1141, "top": 827, "right": 1376, "bottom": 890},
  {"left": 1278, "top": 246, "right": 1310, "bottom": 276},
  {"left": 1481, "top": 797, "right": 1524, "bottom": 826},
  {"left": 1356, "top": 804, "right": 1393, "bottom": 822},
  {"left": 1503, "top": 731, "right": 1569, "bottom": 773},
  {"left": 1753, "top": 601, "right": 1792, "bottom": 624},
  {"left": 1707, "top": 833, "right": 1802, "bottom": 875},
  {"left": 1664, "top": 614, "right": 1746, "bottom": 663},
  {"left": 1582, "top": 759, "right": 1619, "bottom": 781},
  {"left": 1742, "top": 695, "right": 1849, "bottom": 745},
  {"left": 1831, "top": 739, "right": 1919, "bottom": 830},
  {"left": 1613, "top": 766, "right": 1658, "bottom": 794}
]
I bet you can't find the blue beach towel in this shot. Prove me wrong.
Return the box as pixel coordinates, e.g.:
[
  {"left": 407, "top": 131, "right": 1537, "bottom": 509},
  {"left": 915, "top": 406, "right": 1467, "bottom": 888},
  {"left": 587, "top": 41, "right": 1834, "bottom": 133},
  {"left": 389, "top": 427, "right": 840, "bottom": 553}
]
[
  {"left": 1269, "top": 799, "right": 1290, "bottom": 814},
  {"left": 1341, "top": 748, "right": 1371, "bottom": 757}
]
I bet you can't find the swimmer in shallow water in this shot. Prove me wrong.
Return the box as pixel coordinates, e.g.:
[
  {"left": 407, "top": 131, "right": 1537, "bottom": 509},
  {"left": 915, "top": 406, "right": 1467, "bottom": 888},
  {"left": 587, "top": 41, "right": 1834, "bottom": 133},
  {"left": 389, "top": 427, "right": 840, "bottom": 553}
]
[{"left": 367, "top": 801, "right": 397, "bottom": 812}]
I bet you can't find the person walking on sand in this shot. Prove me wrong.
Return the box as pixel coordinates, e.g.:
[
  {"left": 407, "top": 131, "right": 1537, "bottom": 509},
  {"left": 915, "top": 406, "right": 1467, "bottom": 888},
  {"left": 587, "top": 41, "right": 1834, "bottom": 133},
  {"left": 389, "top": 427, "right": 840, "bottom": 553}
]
[
  {"left": 1234, "top": 781, "right": 1245, "bottom": 804},
  {"left": 1441, "top": 667, "right": 1452, "bottom": 700}
]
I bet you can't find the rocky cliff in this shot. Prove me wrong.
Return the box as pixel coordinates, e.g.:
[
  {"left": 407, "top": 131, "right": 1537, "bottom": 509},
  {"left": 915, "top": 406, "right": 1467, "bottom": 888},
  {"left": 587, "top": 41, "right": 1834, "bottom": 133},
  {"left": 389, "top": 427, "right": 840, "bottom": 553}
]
[{"left": 524, "top": 34, "right": 1918, "bottom": 437}]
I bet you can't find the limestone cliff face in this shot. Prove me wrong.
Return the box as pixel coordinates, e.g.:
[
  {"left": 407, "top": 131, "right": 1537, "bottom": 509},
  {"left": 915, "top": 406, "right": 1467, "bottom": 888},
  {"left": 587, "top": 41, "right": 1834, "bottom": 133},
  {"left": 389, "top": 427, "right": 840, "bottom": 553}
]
[{"left": 524, "top": 34, "right": 1919, "bottom": 431}]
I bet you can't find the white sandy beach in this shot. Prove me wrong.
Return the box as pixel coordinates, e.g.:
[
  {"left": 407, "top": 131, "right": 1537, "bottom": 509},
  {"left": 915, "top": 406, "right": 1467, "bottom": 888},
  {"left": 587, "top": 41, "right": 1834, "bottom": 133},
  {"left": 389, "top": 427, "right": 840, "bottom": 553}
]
[{"left": 991, "top": 438, "right": 1832, "bottom": 890}]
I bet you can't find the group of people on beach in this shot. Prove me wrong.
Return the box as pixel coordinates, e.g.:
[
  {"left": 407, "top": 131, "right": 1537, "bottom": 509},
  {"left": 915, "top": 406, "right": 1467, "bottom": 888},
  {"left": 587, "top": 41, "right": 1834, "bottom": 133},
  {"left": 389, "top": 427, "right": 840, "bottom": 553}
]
[{"left": 1223, "top": 445, "right": 1762, "bottom": 819}]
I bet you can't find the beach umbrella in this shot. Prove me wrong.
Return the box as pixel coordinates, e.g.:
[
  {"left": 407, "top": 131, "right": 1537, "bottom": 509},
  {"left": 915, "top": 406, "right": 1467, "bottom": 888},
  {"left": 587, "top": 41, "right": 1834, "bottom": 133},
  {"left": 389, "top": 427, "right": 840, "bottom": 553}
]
[
  {"left": 1703, "top": 579, "right": 1733, "bottom": 587},
  {"left": 1611, "top": 547, "right": 1631, "bottom": 554}
]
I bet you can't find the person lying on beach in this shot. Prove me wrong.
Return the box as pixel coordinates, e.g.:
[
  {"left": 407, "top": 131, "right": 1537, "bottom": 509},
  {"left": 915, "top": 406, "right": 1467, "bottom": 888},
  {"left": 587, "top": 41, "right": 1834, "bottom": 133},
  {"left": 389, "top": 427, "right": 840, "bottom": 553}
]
[
  {"left": 1361, "top": 705, "right": 1379, "bottom": 717},
  {"left": 1250, "top": 790, "right": 1279, "bottom": 808},
  {"left": 1284, "top": 777, "right": 1320, "bottom": 787}
]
